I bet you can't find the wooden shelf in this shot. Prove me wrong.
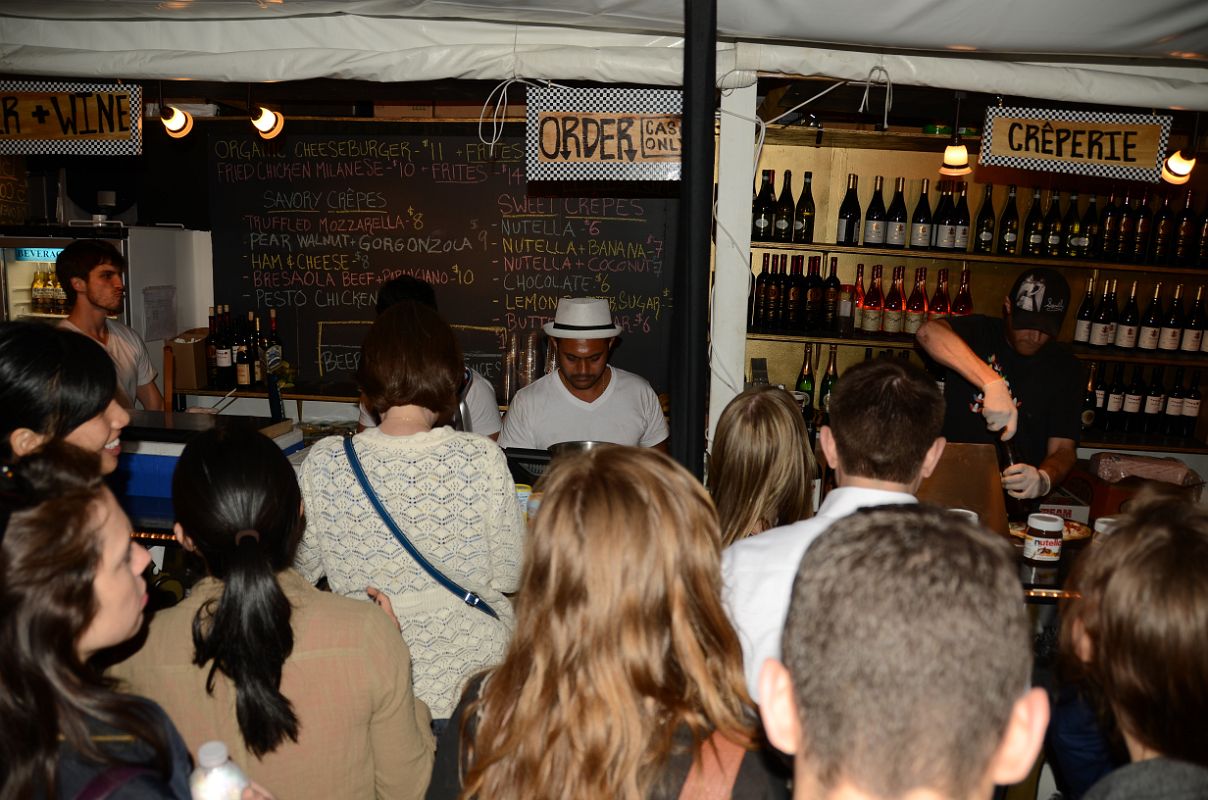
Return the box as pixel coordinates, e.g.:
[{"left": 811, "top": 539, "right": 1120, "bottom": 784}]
[
  {"left": 1080, "top": 432, "right": 1208, "bottom": 454},
  {"left": 1071, "top": 345, "right": 1208, "bottom": 367},
  {"left": 747, "top": 331, "right": 916, "bottom": 349}
]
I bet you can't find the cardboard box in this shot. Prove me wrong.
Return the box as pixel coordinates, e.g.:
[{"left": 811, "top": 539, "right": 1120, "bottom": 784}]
[
  {"left": 1038, "top": 486, "right": 1090, "bottom": 524},
  {"left": 170, "top": 328, "right": 208, "bottom": 391}
]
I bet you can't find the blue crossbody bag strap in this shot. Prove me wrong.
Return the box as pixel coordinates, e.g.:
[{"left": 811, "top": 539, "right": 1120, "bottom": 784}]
[{"left": 343, "top": 436, "right": 499, "bottom": 620}]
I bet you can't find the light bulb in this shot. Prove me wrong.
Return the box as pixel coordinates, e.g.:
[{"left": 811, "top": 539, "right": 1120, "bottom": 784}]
[
  {"left": 939, "top": 143, "right": 972, "bottom": 176},
  {"left": 161, "top": 106, "right": 193, "bottom": 138},
  {"left": 1161, "top": 151, "right": 1195, "bottom": 185},
  {"left": 251, "top": 106, "right": 284, "bottom": 139}
]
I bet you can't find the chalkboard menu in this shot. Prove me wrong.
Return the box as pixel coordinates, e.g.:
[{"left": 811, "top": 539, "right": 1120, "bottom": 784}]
[{"left": 208, "top": 128, "right": 676, "bottom": 398}]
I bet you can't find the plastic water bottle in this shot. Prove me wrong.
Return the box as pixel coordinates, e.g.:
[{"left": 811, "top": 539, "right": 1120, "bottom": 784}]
[{"left": 190, "top": 741, "right": 249, "bottom": 800}]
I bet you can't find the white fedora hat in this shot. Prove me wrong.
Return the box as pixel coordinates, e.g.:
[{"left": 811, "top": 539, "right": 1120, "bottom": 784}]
[{"left": 542, "top": 297, "right": 622, "bottom": 339}]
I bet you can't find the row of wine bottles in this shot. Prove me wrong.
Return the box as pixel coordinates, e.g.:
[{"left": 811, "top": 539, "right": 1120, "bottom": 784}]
[
  {"left": 205, "top": 305, "right": 285, "bottom": 391},
  {"left": 29, "top": 268, "right": 68, "bottom": 315},
  {"left": 1085, "top": 361, "right": 1201, "bottom": 439},
  {"left": 752, "top": 169, "right": 1208, "bottom": 265},
  {"left": 1072, "top": 277, "right": 1208, "bottom": 354}
]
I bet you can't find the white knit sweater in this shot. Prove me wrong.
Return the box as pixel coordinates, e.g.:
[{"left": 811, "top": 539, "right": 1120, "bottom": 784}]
[{"left": 297, "top": 427, "right": 525, "bottom": 718}]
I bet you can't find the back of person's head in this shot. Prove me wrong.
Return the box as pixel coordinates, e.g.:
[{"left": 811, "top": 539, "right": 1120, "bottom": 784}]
[
  {"left": 1062, "top": 488, "right": 1208, "bottom": 766},
  {"left": 708, "top": 386, "right": 814, "bottom": 546},
  {"left": 0, "top": 322, "right": 116, "bottom": 464},
  {"left": 55, "top": 239, "right": 126, "bottom": 307},
  {"left": 0, "top": 441, "right": 168, "bottom": 796},
  {"left": 463, "top": 446, "right": 753, "bottom": 800},
  {"left": 828, "top": 358, "right": 943, "bottom": 483},
  {"left": 358, "top": 301, "right": 462, "bottom": 421},
  {"left": 375, "top": 274, "right": 438, "bottom": 315},
  {"left": 172, "top": 426, "right": 303, "bottom": 757},
  {"left": 765, "top": 505, "right": 1044, "bottom": 800}
]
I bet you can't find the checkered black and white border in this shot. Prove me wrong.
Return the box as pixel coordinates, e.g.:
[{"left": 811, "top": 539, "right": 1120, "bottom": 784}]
[
  {"left": 980, "top": 106, "right": 1170, "bottom": 182},
  {"left": 526, "top": 87, "right": 682, "bottom": 181},
  {"left": 0, "top": 81, "right": 142, "bottom": 156}
]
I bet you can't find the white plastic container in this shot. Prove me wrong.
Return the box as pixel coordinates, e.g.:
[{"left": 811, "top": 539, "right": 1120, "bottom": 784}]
[{"left": 190, "top": 741, "right": 249, "bottom": 800}]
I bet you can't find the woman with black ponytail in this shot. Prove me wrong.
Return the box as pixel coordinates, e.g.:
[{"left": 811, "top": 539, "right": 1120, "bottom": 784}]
[{"left": 111, "top": 427, "right": 434, "bottom": 800}]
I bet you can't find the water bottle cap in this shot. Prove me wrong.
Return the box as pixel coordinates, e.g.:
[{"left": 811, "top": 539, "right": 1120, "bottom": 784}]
[{"left": 197, "top": 740, "right": 230, "bottom": 769}]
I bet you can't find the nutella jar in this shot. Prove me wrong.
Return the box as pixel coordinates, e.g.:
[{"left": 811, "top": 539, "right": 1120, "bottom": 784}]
[{"left": 1023, "top": 513, "right": 1065, "bottom": 565}]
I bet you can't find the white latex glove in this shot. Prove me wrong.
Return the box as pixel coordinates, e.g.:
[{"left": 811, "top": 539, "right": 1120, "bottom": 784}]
[
  {"left": 982, "top": 378, "right": 1018, "bottom": 441},
  {"left": 1002, "top": 463, "right": 1051, "bottom": 499}
]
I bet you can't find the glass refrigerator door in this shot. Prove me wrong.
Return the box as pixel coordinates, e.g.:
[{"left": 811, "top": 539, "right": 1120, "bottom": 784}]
[{"left": 1, "top": 243, "right": 68, "bottom": 322}]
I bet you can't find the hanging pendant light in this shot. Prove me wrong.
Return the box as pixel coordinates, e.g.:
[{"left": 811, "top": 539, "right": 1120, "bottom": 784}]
[
  {"left": 939, "top": 91, "right": 972, "bottom": 177},
  {"left": 1162, "top": 112, "right": 1199, "bottom": 185},
  {"left": 251, "top": 106, "right": 285, "bottom": 140},
  {"left": 158, "top": 82, "right": 193, "bottom": 139}
]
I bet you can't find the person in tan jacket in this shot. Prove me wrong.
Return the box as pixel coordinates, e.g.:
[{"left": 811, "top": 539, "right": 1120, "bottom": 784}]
[{"left": 111, "top": 427, "right": 434, "bottom": 800}]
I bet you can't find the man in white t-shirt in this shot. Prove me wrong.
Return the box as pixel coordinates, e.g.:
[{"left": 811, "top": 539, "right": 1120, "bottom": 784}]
[
  {"left": 57, "top": 239, "right": 163, "bottom": 410},
  {"left": 499, "top": 297, "right": 668, "bottom": 451}
]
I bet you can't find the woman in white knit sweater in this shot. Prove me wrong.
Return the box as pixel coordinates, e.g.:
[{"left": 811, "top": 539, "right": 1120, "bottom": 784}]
[{"left": 297, "top": 302, "right": 525, "bottom": 723}]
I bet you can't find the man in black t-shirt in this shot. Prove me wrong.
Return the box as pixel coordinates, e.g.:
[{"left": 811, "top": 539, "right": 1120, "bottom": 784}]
[{"left": 916, "top": 267, "right": 1080, "bottom": 500}]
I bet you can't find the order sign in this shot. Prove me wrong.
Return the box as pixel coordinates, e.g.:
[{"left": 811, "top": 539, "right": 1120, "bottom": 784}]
[{"left": 980, "top": 107, "right": 1170, "bottom": 182}]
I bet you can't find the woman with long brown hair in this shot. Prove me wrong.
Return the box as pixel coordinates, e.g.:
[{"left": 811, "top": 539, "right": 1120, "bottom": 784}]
[{"left": 425, "top": 446, "right": 789, "bottom": 800}]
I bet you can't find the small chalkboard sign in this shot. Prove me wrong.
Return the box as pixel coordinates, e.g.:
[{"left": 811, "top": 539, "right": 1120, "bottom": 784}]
[{"left": 207, "top": 126, "right": 676, "bottom": 399}]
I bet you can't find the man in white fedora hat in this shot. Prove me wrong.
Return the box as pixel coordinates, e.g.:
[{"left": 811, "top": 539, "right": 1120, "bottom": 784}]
[{"left": 499, "top": 297, "right": 668, "bottom": 451}]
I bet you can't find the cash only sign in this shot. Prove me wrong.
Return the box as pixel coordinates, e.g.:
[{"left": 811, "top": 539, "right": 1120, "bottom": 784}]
[
  {"left": 980, "top": 106, "right": 1171, "bottom": 182},
  {"left": 525, "top": 86, "right": 682, "bottom": 181},
  {"left": 0, "top": 81, "right": 142, "bottom": 155}
]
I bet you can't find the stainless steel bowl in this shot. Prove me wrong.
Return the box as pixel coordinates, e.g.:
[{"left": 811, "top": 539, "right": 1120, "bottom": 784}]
[{"left": 548, "top": 440, "right": 613, "bottom": 458}]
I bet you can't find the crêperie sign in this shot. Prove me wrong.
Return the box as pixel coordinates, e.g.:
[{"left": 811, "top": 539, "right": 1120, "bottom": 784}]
[{"left": 207, "top": 127, "right": 676, "bottom": 398}]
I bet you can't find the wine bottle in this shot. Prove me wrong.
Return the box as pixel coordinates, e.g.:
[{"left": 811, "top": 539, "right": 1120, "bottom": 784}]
[
  {"left": 235, "top": 313, "right": 253, "bottom": 391},
  {"left": 1113, "top": 280, "right": 1140, "bottom": 350},
  {"left": 252, "top": 313, "right": 265, "bottom": 388},
  {"left": 215, "top": 304, "right": 234, "bottom": 389},
  {"left": 910, "top": 178, "right": 933, "bottom": 249},
  {"left": 264, "top": 308, "right": 284, "bottom": 375},
  {"left": 772, "top": 169, "right": 795, "bottom": 242},
  {"left": 863, "top": 175, "right": 887, "bottom": 246},
  {"left": 1164, "top": 367, "right": 1186, "bottom": 437},
  {"left": 752, "top": 169, "right": 776, "bottom": 242},
  {"left": 1173, "top": 190, "right": 1197, "bottom": 266},
  {"left": 861, "top": 265, "right": 885, "bottom": 334},
  {"left": 752, "top": 252, "right": 770, "bottom": 331},
  {"left": 787, "top": 254, "right": 806, "bottom": 331},
  {"left": 1022, "top": 187, "right": 1045, "bottom": 257},
  {"left": 795, "top": 342, "right": 815, "bottom": 418},
  {"left": 1081, "top": 363, "right": 1098, "bottom": 431},
  {"left": 1132, "top": 191, "right": 1154, "bottom": 263},
  {"left": 1072, "top": 276, "right": 1094, "bottom": 344},
  {"left": 836, "top": 173, "right": 862, "bottom": 245},
  {"left": 818, "top": 345, "right": 839, "bottom": 423},
  {"left": 1143, "top": 366, "right": 1166, "bottom": 434},
  {"left": 822, "top": 257, "right": 842, "bottom": 331},
  {"left": 885, "top": 177, "right": 908, "bottom": 248},
  {"left": 1042, "top": 190, "right": 1065, "bottom": 257},
  {"left": 996, "top": 184, "right": 1020, "bottom": 255},
  {"left": 951, "top": 266, "right": 973, "bottom": 315},
  {"left": 934, "top": 182, "right": 957, "bottom": 251},
  {"left": 1137, "top": 282, "right": 1163, "bottom": 351},
  {"left": 928, "top": 268, "right": 951, "bottom": 320},
  {"left": 1093, "top": 360, "right": 1108, "bottom": 428},
  {"left": 882, "top": 266, "right": 905, "bottom": 335},
  {"left": 803, "top": 256, "right": 824, "bottom": 331},
  {"left": 1159, "top": 283, "right": 1185, "bottom": 352},
  {"left": 1103, "top": 363, "right": 1126, "bottom": 432},
  {"left": 1150, "top": 192, "right": 1175, "bottom": 264},
  {"left": 792, "top": 172, "right": 815, "bottom": 243},
  {"left": 1061, "top": 192, "right": 1083, "bottom": 258},
  {"left": 1089, "top": 280, "right": 1115, "bottom": 348},
  {"left": 204, "top": 305, "right": 219, "bottom": 387},
  {"left": 1106, "top": 279, "right": 1119, "bottom": 344},
  {"left": 1116, "top": 191, "right": 1137, "bottom": 262},
  {"left": 1181, "top": 371, "right": 1202, "bottom": 439},
  {"left": 1181, "top": 285, "right": 1205, "bottom": 353},
  {"left": 853, "top": 263, "right": 866, "bottom": 331},
  {"left": 952, "top": 182, "right": 971, "bottom": 251},
  {"left": 1099, "top": 192, "right": 1121, "bottom": 258},
  {"left": 1198, "top": 207, "right": 1208, "bottom": 265},
  {"left": 904, "top": 266, "right": 928, "bottom": 335},
  {"left": 1122, "top": 366, "right": 1147, "bottom": 433},
  {"left": 1081, "top": 194, "right": 1101, "bottom": 259},
  {"left": 765, "top": 254, "right": 784, "bottom": 332},
  {"left": 973, "top": 184, "right": 995, "bottom": 254}
]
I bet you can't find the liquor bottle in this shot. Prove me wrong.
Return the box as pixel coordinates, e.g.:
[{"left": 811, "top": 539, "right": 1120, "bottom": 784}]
[
  {"left": 822, "top": 257, "right": 842, "bottom": 331},
  {"left": 803, "top": 256, "right": 823, "bottom": 331},
  {"left": 1081, "top": 194, "right": 1101, "bottom": 259},
  {"left": 795, "top": 342, "right": 815, "bottom": 420},
  {"left": 1061, "top": 192, "right": 1083, "bottom": 258},
  {"left": 1072, "top": 276, "right": 1095, "bottom": 344},
  {"left": 1132, "top": 191, "right": 1153, "bottom": 263},
  {"left": 1198, "top": 206, "right": 1208, "bottom": 265},
  {"left": 772, "top": 170, "right": 795, "bottom": 242},
  {"left": 1164, "top": 367, "right": 1186, "bottom": 437},
  {"left": 215, "top": 305, "right": 234, "bottom": 389},
  {"left": 1113, "top": 280, "right": 1140, "bottom": 350},
  {"left": 786, "top": 255, "right": 806, "bottom": 331},
  {"left": 973, "top": 184, "right": 995, "bottom": 254},
  {"left": 1093, "top": 360, "right": 1108, "bottom": 427},
  {"left": 49, "top": 273, "right": 66, "bottom": 314},
  {"left": 884, "top": 177, "right": 908, "bottom": 248},
  {"left": 29, "top": 269, "right": 43, "bottom": 314},
  {"left": 1099, "top": 192, "right": 1121, "bottom": 259},
  {"left": 752, "top": 253, "right": 770, "bottom": 331},
  {"left": 836, "top": 173, "right": 862, "bottom": 245},
  {"left": 792, "top": 172, "right": 815, "bottom": 243},
  {"left": 1081, "top": 362, "right": 1098, "bottom": 431},
  {"left": 928, "top": 268, "right": 951, "bottom": 320},
  {"left": 1122, "top": 366, "right": 1147, "bottom": 433},
  {"left": 863, "top": 175, "right": 887, "bottom": 246},
  {"left": 910, "top": 178, "right": 933, "bottom": 249},
  {"left": 1106, "top": 279, "right": 1119, "bottom": 344},
  {"left": 996, "top": 184, "right": 1020, "bottom": 255},
  {"left": 904, "top": 267, "right": 928, "bottom": 335},
  {"left": 861, "top": 265, "right": 884, "bottom": 334},
  {"left": 951, "top": 266, "right": 974, "bottom": 315},
  {"left": 1042, "top": 190, "right": 1065, "bottom": 257},
  {"left": 1103, "top": 363, "right": 1126, "bottom": 432},
  {"left": 853, "top": 263, "right": 866, "bottom": 331},
  {"left": 818, "top": 345, "right": 839, "bottom": 422},
  {"left": 882, "top": 266, "right": 905, "bottom": 335},
  {"left": 952, "top": 182, "right": 971, "bottom": 251},
  {"left": 204, "top": 306, "right": 219, "bottom": 387},
  {"left": 1116, "top": 191, "right": 1137, "bottom": 262},
  {"left": 234, "top": 314, "right": 253, "bottom": 391},
  {"left": 1137, "top": 283, "right": 1163, "bottom": 351},
  {"left": 252, "top": 314, "right": 265, "bottom": 388},
  {"left": 1159, "top": 283, "right": 1185, "bottom": 352},
  {"left": 934, "top": 182, "right": 957, "bottom": 251},
  {"left": 1022, "top": 187, "right": 1045, "bottom": 257},
  {"left": 1182, "top": 371, "right": 1202, "bottom": 439},
  {"left": 1173, "top": 190, "right": 1198, "bottom": 266},
  {"left": 1142, "top": 366, "right": 1166, "bottom": 434},
  {"left": 1181, "top": 285, "right": 1205, "bottom": 353},
  {"left": 1088, "top": 280, "right": 1115, "bottom": 348},
  {"left": 751, "top": 169, "right": 776, "bottom": 241},
  {"left": 263, "top": 308, "right": 284, "bottom": 376},
  {"left": 1150, "top": 192, "right": 1175, "bottom": 263}
]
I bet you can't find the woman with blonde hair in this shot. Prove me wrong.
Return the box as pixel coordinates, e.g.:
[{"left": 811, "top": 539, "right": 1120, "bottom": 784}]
[
  {"left": 426, "top": 446, "right": 789, "bottom": 800},
  {"left": 708, "top": 386, "right": 815, "bottom": 547}
]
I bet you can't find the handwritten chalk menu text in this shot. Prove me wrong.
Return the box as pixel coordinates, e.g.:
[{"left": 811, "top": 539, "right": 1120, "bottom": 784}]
[{"left": 208, "top": 131, "right": 675, "bottom": 394}]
